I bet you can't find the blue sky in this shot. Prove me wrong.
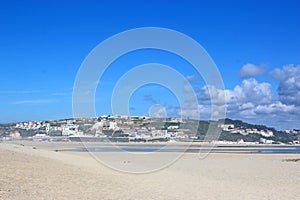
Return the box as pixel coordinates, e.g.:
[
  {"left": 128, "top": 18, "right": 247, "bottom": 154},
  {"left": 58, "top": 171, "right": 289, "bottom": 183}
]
[{"left": 0, "top": 0, "right": 300, "bottom": 130}]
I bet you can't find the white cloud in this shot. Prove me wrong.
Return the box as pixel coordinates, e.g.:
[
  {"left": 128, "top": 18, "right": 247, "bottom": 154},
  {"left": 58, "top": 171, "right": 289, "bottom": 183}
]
[
  {"left": 233, "top": 78, "right": 273, "bottom": 105},
  {"left": 11, "top": 99, "right": 55, "bottom": 105},
  {"left": 183, "top": 85, "right": 193, "bottom": 93},
  {"left": 270, "top": 65, "right": 300, "bottom": 105},
  {"left": 185, "top": 77, "right": 299, "bottom": 129},
  {"left": 185, "top": 75, "right": 200, "bottom": 82},
  {"left": 51, "top": 91, "right": 71, "bottom": 96},
  {"left": 238, "top": 102, "right": 255, "bottom": 110},
  {"left": 198, "top": 78, "right": 273, "bottom": 106},
  {"left": 254, "top": 102, "right": 295, "bottom": 114},
  {"left": 149, "top": 105, "right": 166, "bottom": 118},
  {"left": 197, "top": 85, "right": 229, "bottom": 105},
  {"left": 239, "top": 64, "right": 267, "bottom": 78}
]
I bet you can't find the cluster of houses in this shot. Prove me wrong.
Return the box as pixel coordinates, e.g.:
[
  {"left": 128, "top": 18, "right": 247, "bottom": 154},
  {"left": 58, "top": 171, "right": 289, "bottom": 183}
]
[
  {"left": 7, "top": 115, "right": 188, "bottom": 141},
  {"left": 1, "top": 117, "right": 299, "bottom": 144},
  {"left": 15, "top": 121, "right": 48, "bottom": 131},
  {"left": 284, "top": 129, "right": 300, "bottom": 134},
  {"left": 220, "top": 124, "right": 274, "bottom": 137},
  {"left": 87, "top": 115, "right": 188, "bottom": 140}
]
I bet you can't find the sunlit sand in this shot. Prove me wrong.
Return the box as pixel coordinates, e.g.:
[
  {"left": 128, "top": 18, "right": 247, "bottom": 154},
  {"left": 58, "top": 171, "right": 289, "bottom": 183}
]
[{"left": 1, "top": 141, "right": 299, "bottom": 199}]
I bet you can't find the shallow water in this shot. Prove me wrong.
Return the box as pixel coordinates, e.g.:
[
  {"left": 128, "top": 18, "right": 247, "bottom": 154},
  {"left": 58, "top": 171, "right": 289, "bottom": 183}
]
[{"left": 67, "top": 145, "right": 300, "bottom": 154}]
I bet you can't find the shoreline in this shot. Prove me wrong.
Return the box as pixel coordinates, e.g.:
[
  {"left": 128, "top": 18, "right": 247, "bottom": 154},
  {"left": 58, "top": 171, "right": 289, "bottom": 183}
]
[{"left": 2, "top": 140, "right": 300, "bottom": 154}]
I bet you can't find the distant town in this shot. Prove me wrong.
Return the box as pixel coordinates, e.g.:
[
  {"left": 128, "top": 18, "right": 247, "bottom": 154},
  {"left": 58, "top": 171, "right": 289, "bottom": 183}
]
[{"left": 1, "top": 115, "right": 300, "bottom": 145}]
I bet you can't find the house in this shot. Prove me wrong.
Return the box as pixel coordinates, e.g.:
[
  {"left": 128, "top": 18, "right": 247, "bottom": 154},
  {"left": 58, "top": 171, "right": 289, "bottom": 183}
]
[{"left": 220, "top": 124, "right": 235, "bottom": 131}]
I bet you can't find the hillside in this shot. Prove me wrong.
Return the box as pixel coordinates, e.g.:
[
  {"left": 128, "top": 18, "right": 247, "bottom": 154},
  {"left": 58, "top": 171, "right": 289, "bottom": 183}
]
[{"left": 1, "top": 117, "right": 299, "bottom": 143}]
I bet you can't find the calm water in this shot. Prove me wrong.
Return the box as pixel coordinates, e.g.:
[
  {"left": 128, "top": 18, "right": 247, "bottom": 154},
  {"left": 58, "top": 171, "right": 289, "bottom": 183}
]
[{"left": 68, "top": 145, "right": 300, "bottom": 154}]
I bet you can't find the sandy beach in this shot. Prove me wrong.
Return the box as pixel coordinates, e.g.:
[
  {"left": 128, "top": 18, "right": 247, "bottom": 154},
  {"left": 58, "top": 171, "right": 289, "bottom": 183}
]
[{"left": 1, "top": 141, "right": 300, "bottom": 200}]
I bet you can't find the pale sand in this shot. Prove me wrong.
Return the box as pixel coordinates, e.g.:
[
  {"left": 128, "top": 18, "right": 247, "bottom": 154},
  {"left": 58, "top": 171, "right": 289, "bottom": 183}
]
[{"left": 1, "top": 141, "right": 300, "bottom": 200}]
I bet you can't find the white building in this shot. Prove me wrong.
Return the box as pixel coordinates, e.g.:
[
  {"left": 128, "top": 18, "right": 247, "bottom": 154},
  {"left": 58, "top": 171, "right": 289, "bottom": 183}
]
[
  {"left": 167, "top": 125, "right": 179, "bottom": 130},
  {"left": 259, "top": 130, "right": 273, "bottom": 137},
  {"left": 62, "top": 123, "right": 79, "bottom": 136},
  {"left": 220, "top": 124, "right": 235, "bottom": 131}
]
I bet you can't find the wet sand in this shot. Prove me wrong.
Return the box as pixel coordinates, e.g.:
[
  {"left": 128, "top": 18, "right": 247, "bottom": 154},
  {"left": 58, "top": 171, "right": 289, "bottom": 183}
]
[{"left": 1, "top": 141, "right": 300, "bottom": 199}]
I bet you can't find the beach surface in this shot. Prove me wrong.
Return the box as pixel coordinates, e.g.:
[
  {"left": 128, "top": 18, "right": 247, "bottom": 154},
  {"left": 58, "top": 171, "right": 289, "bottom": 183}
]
[{"left": 1, "top": 141, "right": 300, "bottom": 199}]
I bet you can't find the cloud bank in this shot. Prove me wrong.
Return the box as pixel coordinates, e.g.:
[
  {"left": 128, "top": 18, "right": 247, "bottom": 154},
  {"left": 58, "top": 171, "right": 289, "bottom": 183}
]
[
  {"left": 141, "top": 65, "right": 300, "bottom": 129},
  {"left": 184, "top": 65, "right": 300, "bottom": 129}
]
